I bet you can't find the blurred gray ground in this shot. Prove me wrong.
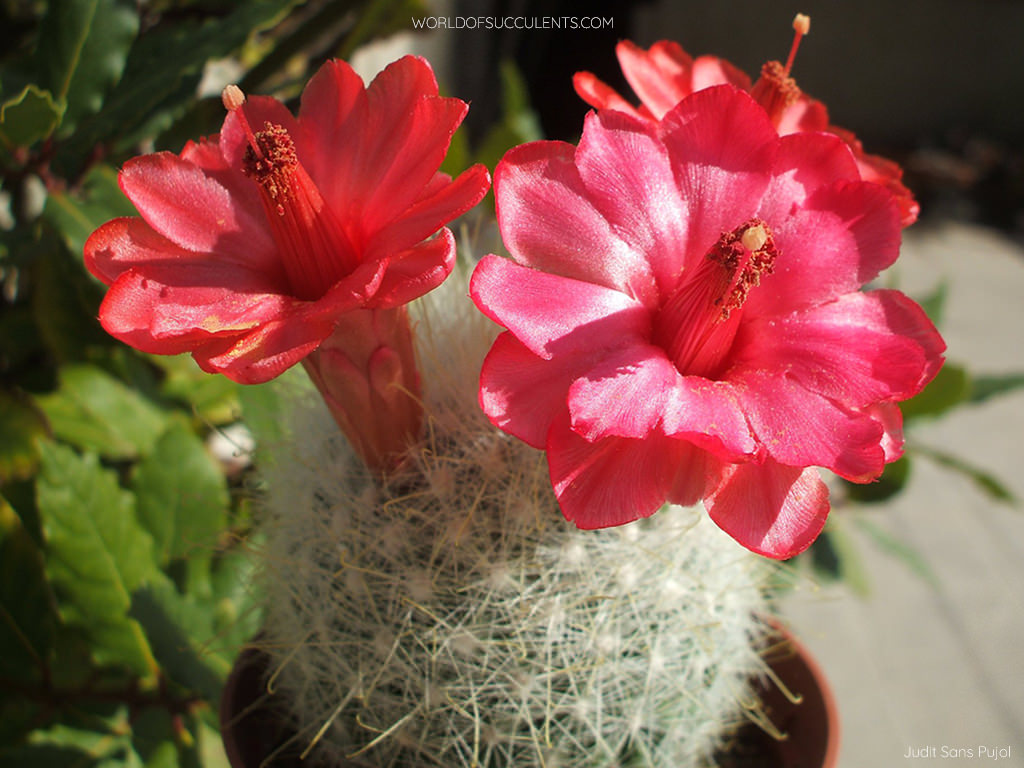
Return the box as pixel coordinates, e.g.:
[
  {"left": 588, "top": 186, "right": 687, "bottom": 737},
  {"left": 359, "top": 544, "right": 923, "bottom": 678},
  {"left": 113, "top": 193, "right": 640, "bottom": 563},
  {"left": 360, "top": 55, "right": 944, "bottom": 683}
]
[{"left": 783, "top": 222, "right": 1024, "bottom": 766}]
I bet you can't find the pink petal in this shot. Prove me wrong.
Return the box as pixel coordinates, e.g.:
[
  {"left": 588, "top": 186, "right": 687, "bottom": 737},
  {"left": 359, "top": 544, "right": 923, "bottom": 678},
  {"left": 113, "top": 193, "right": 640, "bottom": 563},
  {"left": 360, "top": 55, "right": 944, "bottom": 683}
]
[
  {"left": 567, "top": 344, "right": 681, "bottom": 441},
  {"left": 575, "top": 110, "right": 688, "bottom": 295},
  {"left": 732, "top": 291, "right": 943, "bottom": 407},
  {"left": 865, "top": 402, "right": 905, "bottom": 462},
  {"left": 495, "top": 140, "right": 658, "bottom": 305},
  {"left": 658, "top": 86, "right": 777, "bottom": 270},
  {"left": 470, "top": 254, "right": 650, "bottom": 360},
  {"left": 733, "top": 371, "right": 886, "bottom": 481},
  {"left": 616, "top": 40, "right": 693, "bottom": 120},
  {"left": 547, "top": 415, "right": 708, "bottom": 529},
  {"left": 366, "top": 229, "right": 455, "bottom": 309},
  {"left": 367, "top": 163, "right": 490, "bottom": 259},
  {"left": 571, "top": 71, "right": 644, "bottom": 118},
  {"left": 118, "top": 152, "right": 275, "bottom": 264},
  {"left": 750, "top": 178, "right": 902, "bottom": 314},
  {"left": 663, "top": 377, "right": 758, "bottom": 459},
  {"left": 478, "top": 332, "right": 597, "bottom": 448},
  {"left": 776, "top": 94, "right": 830, "bottom": 135},
  {"left": 690, "top": 55, "right": 751, "bottom": 92},
  {"left": 565, "top": 344, "right": 755, "bottom": 459},
  {"left": 705, "top": 461, "right": 830, "bottom": 559}
]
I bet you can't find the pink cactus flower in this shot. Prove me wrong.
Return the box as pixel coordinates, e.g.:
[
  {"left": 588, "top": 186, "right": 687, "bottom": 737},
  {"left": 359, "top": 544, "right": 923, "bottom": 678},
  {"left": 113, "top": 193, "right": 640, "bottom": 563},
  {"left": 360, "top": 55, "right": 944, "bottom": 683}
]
[
  {"left": 471, "top": 85, "right": 943, "bottom": 558},
  {"left": 86, "top": 56, "right": 490, "bottom": 470},
  {"left": 573, "top": 15, "right": 919, "bottom": 227}
]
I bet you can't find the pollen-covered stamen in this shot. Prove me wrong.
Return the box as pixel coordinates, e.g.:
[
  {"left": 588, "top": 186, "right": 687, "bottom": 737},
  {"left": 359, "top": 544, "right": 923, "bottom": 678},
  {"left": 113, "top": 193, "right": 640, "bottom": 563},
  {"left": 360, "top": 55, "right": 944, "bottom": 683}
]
[
  {"left": 238, "top": 121, "right": 359, "bottom": 301},
  {"left": 655, "top": 219, "right": 778, "bottom": 378},
  {"left": 750, "top": 13, "right": 811, "bottom": 126}
]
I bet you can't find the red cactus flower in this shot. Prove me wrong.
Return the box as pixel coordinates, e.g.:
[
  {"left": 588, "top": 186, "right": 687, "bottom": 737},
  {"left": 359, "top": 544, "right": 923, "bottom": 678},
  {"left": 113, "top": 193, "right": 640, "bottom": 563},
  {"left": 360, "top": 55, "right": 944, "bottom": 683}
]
[
  {"left": 471, "top": 85, "right": 943, "bottom": 558},
  {"left": 86, "top": 56, "right": 490, "bottom": 471},
  {"left": 573, "top": 15, "right": 919, "bottom": 226}
]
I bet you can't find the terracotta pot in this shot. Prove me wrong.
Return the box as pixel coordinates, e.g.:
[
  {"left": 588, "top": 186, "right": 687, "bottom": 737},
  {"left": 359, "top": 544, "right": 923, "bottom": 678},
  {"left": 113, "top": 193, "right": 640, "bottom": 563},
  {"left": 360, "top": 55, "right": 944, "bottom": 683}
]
[{"left": 220, "top": 625, "right": 839, "bottom": 768}]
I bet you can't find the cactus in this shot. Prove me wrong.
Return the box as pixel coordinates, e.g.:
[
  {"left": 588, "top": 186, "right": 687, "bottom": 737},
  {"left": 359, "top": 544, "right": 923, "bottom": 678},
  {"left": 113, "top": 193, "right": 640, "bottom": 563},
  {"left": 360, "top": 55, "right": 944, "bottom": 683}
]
[{"left": 253, "top": 265, "right": 776, "bottom": 767}]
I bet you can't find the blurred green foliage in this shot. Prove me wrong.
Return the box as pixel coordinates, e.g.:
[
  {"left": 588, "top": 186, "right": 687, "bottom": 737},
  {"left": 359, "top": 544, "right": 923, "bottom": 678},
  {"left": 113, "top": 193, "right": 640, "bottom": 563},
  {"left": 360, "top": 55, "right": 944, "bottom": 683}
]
[{"left": 0, "top": 0, "right": 444, "bottom": 764}]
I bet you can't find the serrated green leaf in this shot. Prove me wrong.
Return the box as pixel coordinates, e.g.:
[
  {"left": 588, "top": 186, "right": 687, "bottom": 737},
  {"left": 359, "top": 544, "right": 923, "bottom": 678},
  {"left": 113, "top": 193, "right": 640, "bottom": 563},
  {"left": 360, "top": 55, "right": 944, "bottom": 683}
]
[
  {"left": 969, "top": 372, "right": 1024, "bottom": 405},
  {"left": 900, "top": 363, "right": 970, "bottom": 420},
  {"left": 44, "top": 164, "right": 137, "bottom": 259},
  {"left": 132, "top": 419, "right": 228, "bottom": 565},
  {"left": 0, "top": 388, "right": 49, "bottom": 482},
  {"left": 911, "top": 443, "right": 1017, "bottom": 503},
  {"left": 35, "top": 0, "right": 139, "bottom": 133},
  {"left": 0, "top": 84, "right": 65, "bottom": 147},
  {"left": 0, "top": 495, "right": 56, "bottom": 682},
  {"left": 37, "top": 442, "right": 159, "bottom": 675},
  {"left": 36, "top": 364, "right": 168, "bottom": 460}
]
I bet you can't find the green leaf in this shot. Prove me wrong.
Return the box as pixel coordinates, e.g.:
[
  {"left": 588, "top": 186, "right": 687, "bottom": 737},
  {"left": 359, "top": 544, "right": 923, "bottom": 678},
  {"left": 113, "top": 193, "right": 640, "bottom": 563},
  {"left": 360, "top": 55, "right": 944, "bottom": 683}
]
[
  {"left": 150, "top": 354, "right": 240, "bottom": 427},
  {"left": 911, "top": 443, "right": 1017, "bottom": 503},
  {"left": 132, "top": 419, "right": 228, "bottom": 565},
  {"left": 969, "top": 372, "right": 1024, "bottom": 405},
  {"left": 61, "top": 0, "right": 299, "bottom": 167},
  {"left": 844, "top": 455, "right": 911, "bottom": 504},
  {"left": 44, "top": 164, "right": 137, "bottom": 259},
  {"left": 37, "top": 442, "right": 159, "bottom": 675},
  {"left": 854, "top": 516, "right": 939, "bottom": 587},
  {"left": 129, "top": 578, "right": 226, "bottom": 704},
  {"left": 35, "top": 364, "right": 168, "bottom": 460},
  {"left": 916, "top": 279, "right": 948, "bottom": 328},
  {"left": 808, "top": 518, "right": 870, "bottom": 596},
  {"left": 0, "top": 388, "right": 49, "bottom": 483},
  {"left": 900, "top": 363, "right": 970, "bottom": 420},
  {"left": 0, "top": 494, "right": 56, "bottom": 682},
  {"left": 0, "top": 84, "right": 65, "bottom": 147},
  {"left": 30, "top": 236, "right": 110, "bottom": 362},
  {"left": 35, "top": 0, "right": 139, "bottom": 133}
]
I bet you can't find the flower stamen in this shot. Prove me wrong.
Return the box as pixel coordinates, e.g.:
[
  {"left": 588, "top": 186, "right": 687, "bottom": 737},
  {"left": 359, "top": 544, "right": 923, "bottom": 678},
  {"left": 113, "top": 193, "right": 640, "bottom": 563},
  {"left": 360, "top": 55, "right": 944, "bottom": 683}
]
[
  {"left": 750, "top": 14, "right": 811, "bottom": 126},
  {"left": 222, "top": 86, "right": 360, "bottom": 300},
  {"left": 655, "top": 219, "right": 778, "bottom": 378}
]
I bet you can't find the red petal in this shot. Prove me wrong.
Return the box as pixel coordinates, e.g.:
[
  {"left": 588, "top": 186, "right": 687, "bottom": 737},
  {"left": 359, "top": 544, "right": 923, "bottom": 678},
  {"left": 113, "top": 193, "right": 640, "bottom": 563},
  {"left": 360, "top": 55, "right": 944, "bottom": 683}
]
[
  {"left": 733, "top": 371, "right": 886, "bottom": 481},
  {"left": 733, "top": 291, "right": 944, "bottom": 407},
  {"left": 478, "top": 332, "right": 594, "bottom": 449},
  {"left": 705, "top": 461, "right": 829, "bottom": 559},
  {"left": 367, "top": 229, "right": 455, "bottom": 309},
  {"left": 470, "top": 254, "right": 650, "bottom": 360},
  {"left": 616, "top": 40, "right": 693, "bottom": 120},
  {"left": 575, "top": 110, "right": 688, "bottom": 295},
  {"left": 659, "top": 86, "right": 777, "bottom": 271},
  {"left": 571, "top": 71, "right": 643, "bottom": 117},
  {"left": 118, "top": 152, "right": 274, "bottom": 264},
  {"left": 750, "top": 178, "right": 902, "bottom": 315},
  {"left": 367, "top": 164, "right": 490, "bottom": 259},
  {"left": 547, "top": 415, "right": 708, "bottom": 529},
  {"left": 690, "top": 54, "right": 751, "bottom": 92},
  {"left": 567, "top": 344, "right": 681, "bottom": 440},
  {"left": 495, "top": 140, "right": 658, "bottom": 305}
]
